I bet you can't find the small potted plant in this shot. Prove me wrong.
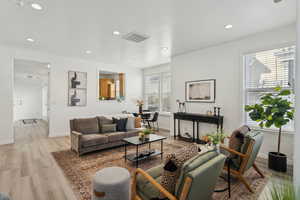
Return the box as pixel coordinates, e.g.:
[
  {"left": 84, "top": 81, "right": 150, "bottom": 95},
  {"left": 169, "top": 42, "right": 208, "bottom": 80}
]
[
  {"left": 206, "top": 132, "right": 227, "bottom": 153},
  {"left": 142, "top": 128, "right": 152, "bottom": 140}
]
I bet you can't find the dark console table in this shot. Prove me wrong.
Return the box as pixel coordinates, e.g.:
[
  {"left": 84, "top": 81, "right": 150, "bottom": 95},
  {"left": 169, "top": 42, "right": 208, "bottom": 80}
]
[{"left": 173, "top": 112, "right": 224, "bottom": 141}]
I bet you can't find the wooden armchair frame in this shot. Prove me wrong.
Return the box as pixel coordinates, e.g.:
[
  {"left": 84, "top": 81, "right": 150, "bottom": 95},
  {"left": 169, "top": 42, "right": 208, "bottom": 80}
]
[
  {"left": 132, "top": 168, "right": 192, "bottom": 200},
  {"left": 220, "top": 140, "right": 265, "bottom": 193}
]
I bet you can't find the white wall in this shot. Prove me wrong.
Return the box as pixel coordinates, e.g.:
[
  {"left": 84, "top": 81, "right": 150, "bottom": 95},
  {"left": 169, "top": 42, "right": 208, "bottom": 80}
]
[
  {"left": 171, "top": 24, "right": 296, "bottom": 163},
  {"left": 0, "top": 45, "right": 143, "bottom": 143},
  {"left": 0, "top": 48, "right": 14, "bottom": 145},
  {"left": 14, "top": 81, "right": 43, "bottom": 121},
  {"left": 294, "top": 1, "right": 300, "bottom": 186},
  {"left": 42, "top": 86, "right": 48, "bottom": 120}
]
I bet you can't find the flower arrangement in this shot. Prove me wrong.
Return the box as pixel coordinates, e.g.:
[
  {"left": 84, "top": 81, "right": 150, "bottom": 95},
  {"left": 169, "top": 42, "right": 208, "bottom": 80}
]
[
  {"left": 206, "top": 132, "right": 227, "bottom": 145},
  {"left": 136, "top": 99, "right": 144, "bottom": 113},
  {"left": 139, "top": 128, "right": 152, "bottom": 140},
  {"left": 136, "top": 100, "right": 144, "bottom": 106}
]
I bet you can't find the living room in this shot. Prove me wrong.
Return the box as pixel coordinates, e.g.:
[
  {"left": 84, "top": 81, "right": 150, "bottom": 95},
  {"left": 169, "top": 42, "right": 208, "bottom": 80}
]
[{"left": 0, "top": 0, "right": 300, "bottom": 200}]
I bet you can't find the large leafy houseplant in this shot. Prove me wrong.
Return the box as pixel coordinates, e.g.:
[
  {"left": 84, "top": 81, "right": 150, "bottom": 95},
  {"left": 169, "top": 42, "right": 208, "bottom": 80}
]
[{"left": 245, "top": 86, "right": 294, "bottom": 172}]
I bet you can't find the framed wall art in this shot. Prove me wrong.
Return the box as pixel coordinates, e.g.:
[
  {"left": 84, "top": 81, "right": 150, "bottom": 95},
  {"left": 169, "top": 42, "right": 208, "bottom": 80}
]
[
  {"left": 185, "top": 79, "right": 216, "bottom": 103},
  {"left": 68, "top": 71, "right": 87, "bottom": 106}
]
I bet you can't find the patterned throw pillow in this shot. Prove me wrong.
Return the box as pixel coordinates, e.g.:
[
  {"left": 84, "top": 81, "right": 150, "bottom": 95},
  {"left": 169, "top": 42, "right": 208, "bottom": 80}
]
[{"left": 159, "top": 144, "right": 199, "bottom": 198}]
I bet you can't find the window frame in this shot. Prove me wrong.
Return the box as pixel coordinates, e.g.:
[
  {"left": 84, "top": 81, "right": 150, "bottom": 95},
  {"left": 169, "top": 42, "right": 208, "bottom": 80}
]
[
  {"left": 143, "top": 71, "right": 171, "bottom": 113},
  {"left": 242, "top": 44, "right": 296, "bottom": 133}
]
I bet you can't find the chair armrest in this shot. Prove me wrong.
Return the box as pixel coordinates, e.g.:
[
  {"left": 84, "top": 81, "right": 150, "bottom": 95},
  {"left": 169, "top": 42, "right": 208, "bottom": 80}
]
[
  {"left": 132, "top": 168, "right": 177, "bottom": 200},
  {"left": 72, "top": 131, "right": 83, "bottom": 136},
  {"left": 71, "top": 131, "right": 82, "bottom": 154},
  {"left": 220, "top": 145, "right": 247, "bottom": 158}
]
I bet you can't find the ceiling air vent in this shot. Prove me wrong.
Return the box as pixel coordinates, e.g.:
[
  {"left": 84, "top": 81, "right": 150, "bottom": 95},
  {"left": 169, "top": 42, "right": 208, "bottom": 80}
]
[{"left": 122, "top": 32, "right": 149, "bottom": 43}]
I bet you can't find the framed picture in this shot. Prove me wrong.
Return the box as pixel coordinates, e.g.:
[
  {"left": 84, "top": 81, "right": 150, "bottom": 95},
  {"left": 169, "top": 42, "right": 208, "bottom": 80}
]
[
  {"left": 185, "top": 79, "right": 216, "bottom": 103},
  {"left": 68, "top": 71, "right": 87, "bottom": 106},
  {"left": 68, "top": 71, "right": 87, "bottom": 89}
]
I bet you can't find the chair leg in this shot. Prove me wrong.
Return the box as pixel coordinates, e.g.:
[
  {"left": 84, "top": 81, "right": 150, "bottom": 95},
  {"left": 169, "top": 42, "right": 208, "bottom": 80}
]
[
  {"left": 156, "top": 121, "right": 159, "bottom": 131},
  {"left": 237, "top": 175, "right": 254, "bottom": 193},
  {"left": 253, "top": 163, "right": 265, "bottom": 178}
]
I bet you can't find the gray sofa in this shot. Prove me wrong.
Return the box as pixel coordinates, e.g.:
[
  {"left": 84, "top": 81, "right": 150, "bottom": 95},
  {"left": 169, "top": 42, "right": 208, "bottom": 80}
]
[{"left": 70, "top": 115, "right": 142, "bottom": 155}]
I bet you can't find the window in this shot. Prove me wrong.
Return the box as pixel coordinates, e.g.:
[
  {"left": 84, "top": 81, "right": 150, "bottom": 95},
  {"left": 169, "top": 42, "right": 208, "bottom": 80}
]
[
  {"left": 244, "top": 46, "right": 295, "bottom": 131},
  {"left": 144, "top": 72, "right": 171, "bottom": 112}
]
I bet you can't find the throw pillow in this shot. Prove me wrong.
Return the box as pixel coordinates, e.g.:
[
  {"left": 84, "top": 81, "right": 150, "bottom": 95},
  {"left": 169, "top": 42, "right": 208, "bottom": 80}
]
[
  {"left": 113, "top": 118, "right": 128, "bottom": 132},
  {"left": 134, "top": 117, "right": 142, "bottom": 128},
  {"left": 74, "top": 117, "right": 99, "bottom": 134},
  {"left": 126, "top": 117, "right": 135, "bottom": 130},
  {"left": 101, "top": 124, "right": 117, "bottom": 133},
  {"left": 159, "top": 144, "right": 198, "bottom": 198}
]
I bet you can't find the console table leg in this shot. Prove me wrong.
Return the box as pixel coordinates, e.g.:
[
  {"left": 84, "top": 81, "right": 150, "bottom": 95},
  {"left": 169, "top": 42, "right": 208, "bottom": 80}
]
[
  {"left": 197, "top": 122, "right": 199, "bottom": 141},
  {"left": 174, "top": 118, "right": 176, "bottom": 138},
  {"left": 178, "top": 120, "right": 181, "bottom": 137},
  {"left": 192, "top": 121, "right": 195, "bottom": 142},
  {"left": 161, "top": 140, "right": 163, "bottom": 160}
]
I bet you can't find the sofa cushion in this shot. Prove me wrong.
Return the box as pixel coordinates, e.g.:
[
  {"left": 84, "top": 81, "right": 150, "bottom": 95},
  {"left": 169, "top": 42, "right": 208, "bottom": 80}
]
[
  {"left": 98, "top": 116, "right": 113, "bottom": 124},
  {"left": 113, "top": 118, "right": 128, "bottom": 132},
  {"left": 105, "top": 132, "right": 126, "bottom": 142},
  {"left": 81, "top": 134, "right": 108, "bottom": 147},
  {"left": 74, "top": 117, "right": 99, "bottom": 134},
  {"left": 101, "top": 124, "right": 117, "bottom": 133},
  {"left": 126, "top": 117, "right": 135, "bottom": 130}
]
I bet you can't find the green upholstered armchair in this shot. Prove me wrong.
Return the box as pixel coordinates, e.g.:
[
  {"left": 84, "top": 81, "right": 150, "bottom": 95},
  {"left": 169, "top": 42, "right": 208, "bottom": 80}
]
[
  {"left": 132, "top": 151, "right": 226, "bottom": 200},
  {"left": 220, "top": 129, "right": 265, "bottom": 193}
]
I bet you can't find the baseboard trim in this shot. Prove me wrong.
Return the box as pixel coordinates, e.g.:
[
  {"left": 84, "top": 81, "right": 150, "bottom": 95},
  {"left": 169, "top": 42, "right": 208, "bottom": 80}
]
[
  {"left": 0, "top": 137, "right": 14, "bottom": 145},
  {"left": 49, "top": 132, "right": 69, "bottom": 138}
]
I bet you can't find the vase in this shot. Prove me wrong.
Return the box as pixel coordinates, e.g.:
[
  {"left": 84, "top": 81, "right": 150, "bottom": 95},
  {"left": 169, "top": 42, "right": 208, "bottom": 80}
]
[
  {"left": 145, "top": 134, "right": 150, "bottom": 140},
  {"left": 139, "top": 105, "right": 143, "bottom": 114}
]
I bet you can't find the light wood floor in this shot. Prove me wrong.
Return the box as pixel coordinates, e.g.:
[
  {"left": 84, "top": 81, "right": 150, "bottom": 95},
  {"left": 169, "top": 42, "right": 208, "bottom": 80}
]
[
  {"left": 0, "top": 120, "right": 77, "bottom": 200},
  {"left": 0, "top": 120, "right": 292, "bottom": 200}
]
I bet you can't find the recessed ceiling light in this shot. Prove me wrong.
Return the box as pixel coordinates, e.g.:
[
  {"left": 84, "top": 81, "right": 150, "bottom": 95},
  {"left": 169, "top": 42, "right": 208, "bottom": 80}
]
[
  {"left": 112, "top": 31, "right": 121, "bottom": 36},
  {"left": 26, "top": 38, "right": 35, "bottom": 42},
  {"left": 85, "top": 50, "right": 92, "bottom": 54},
  {"left": 31, "top": 3, "right": 43, "bottom": 11},
  {"left": 47, "top": 64, "right": 51, "bottom": 69},
  {"left": 224, "top": 24, "right": 233, "bottom": 29}
]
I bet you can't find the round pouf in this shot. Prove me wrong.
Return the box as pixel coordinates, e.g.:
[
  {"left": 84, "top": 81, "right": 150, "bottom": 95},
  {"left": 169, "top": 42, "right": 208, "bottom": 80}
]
[{"left": 92, "top": 167, "right": 131, "bottom": 200}]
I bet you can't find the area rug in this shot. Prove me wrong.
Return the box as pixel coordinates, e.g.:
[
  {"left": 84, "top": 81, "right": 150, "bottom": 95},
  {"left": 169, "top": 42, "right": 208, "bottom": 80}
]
[{"left": 52, "top": 140, "right": 269, "bottom": 200}]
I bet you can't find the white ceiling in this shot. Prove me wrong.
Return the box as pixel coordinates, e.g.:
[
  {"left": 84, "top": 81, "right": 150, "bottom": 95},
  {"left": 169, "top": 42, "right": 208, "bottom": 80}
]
[
  {"left": 14, "top": 59, "right": 49, "bottom": 85},
  {"left": 0, "top": 0, "right": 296, "bottom": 68}
]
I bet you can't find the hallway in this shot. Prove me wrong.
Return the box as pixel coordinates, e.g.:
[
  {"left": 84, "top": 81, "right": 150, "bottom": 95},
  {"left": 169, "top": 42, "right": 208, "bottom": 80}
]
[{"left": 0, "top": 120, "right": 76, "bottom": 200}]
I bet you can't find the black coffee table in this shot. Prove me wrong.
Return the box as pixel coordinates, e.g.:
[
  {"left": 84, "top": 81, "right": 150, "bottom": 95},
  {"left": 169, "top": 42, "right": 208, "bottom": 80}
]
[{"left": 122, "top": 134, "right": 167, "bottom": 168}]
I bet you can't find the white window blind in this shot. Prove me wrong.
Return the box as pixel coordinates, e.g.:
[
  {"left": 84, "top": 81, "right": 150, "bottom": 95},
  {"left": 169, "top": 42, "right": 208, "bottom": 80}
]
[
  {"left": 144, "top": 72, "right": 171, "bottom": 112},
  {"left": 244, "top": 46, "right": 295, "bottom": 132}
]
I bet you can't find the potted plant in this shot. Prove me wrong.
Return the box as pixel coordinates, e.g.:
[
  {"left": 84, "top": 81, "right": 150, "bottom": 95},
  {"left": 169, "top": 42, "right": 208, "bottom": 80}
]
[
  {"left": 245, "top": 86, "right": 294, "bottom": 172},
  {"left": 206, "top": 132, "right": 227, "bottom": 153},
  {"left": 139, "top": 128, "right": 152, "bottom": 140}
]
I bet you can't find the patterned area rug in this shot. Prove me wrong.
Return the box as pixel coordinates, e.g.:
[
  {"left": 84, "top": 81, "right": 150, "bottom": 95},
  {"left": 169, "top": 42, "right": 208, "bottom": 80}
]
[{"left": 52, "top": 139, "right": 269, "bottom": 200}]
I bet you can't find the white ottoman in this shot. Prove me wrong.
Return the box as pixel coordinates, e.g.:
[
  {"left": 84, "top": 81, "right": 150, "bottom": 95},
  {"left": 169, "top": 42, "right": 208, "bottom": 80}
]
[{"left": 92, "top": 167, "right": 131, "bottom": 200}]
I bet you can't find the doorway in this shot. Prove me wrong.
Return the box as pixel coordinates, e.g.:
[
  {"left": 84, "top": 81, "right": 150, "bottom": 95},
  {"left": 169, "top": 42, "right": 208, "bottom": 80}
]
[{"left": 13, "top": 59, "right": 50, "bottom": 140}]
